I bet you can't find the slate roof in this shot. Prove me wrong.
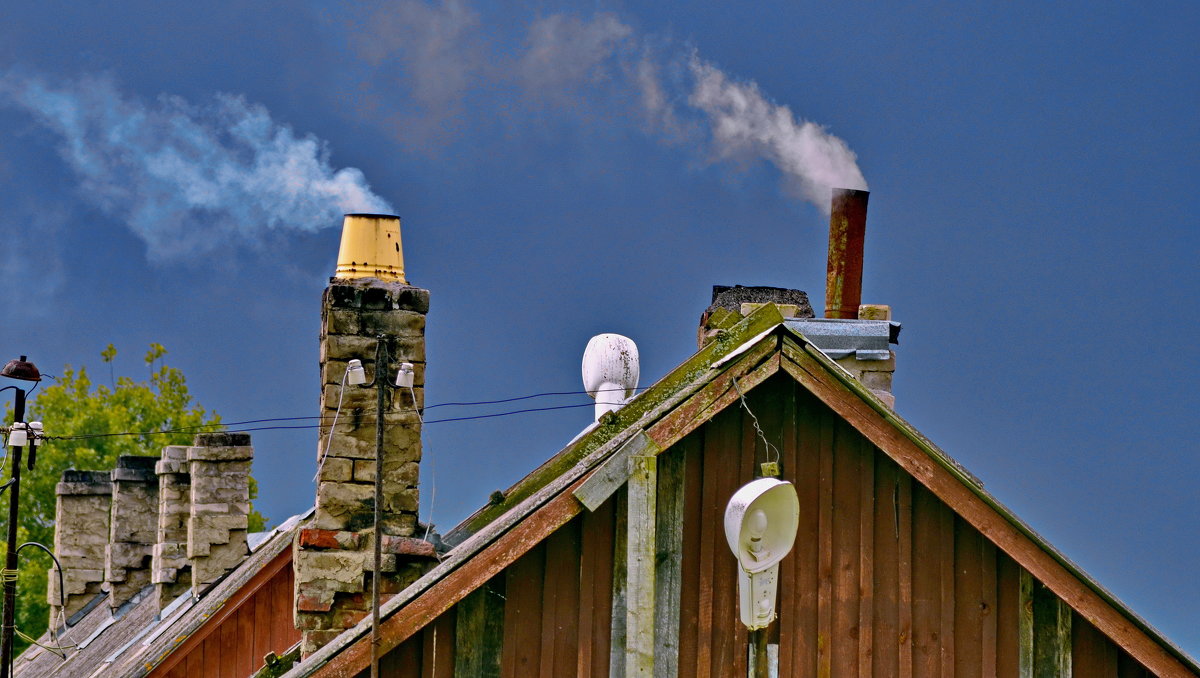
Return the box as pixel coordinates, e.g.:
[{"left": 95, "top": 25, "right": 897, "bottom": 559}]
[{"left": 14, "top": 510, "right": 311, "bottom": 678}]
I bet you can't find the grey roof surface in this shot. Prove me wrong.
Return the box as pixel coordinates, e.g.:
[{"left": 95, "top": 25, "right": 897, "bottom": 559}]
[{"left": 13, "top": 509, "right": 311, "bottom": 678}]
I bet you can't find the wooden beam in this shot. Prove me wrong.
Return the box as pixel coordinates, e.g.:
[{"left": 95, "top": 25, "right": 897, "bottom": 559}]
[
  {"left": 575, "top": 432, "right": 662, "bottom": 513},
  {"left": 654, "top": 449, "right": 685, "bottom": 678},
  {"left": 626, "top": 454, "right": 657, "bottom": 677},
  {"left": 777, "top": 342, "right": 1194, "bottom": 677},
  {"left": 453, "top": 580, "right": 504, "bottom": 678}
]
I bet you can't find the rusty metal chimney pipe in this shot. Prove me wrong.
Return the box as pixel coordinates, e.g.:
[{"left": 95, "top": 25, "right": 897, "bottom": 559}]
[{"left": 825, "top": 188, "right": 870, "bottom": 319}]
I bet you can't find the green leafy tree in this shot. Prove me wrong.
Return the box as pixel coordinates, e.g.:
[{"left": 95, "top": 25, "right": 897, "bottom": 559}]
[{"left": 4, "top": 344, "right": 266, "bottom": 654}]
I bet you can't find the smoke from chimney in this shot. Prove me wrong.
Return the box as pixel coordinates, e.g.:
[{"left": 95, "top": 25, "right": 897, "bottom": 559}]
[{"left": 0, "top": 70, "right": 392, "bottom": 260}]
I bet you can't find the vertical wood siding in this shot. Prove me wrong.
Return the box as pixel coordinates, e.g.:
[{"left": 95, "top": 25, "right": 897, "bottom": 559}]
[
  {"left": 153, "top": 551, "right": 300, "bottom": 678},
  {"left": 373, "top": 373, "right": 1158, "bottom": 676}
]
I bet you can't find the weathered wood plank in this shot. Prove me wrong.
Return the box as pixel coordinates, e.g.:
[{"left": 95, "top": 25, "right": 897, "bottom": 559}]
[
  {"left": 626, "top": 454, "right": 658, "bottom": 677},
  {"left": 1073, "top": 613, "right": 1118, "bottom": 678},
  {"left": 709, "top": 406, "right": 746, "bottom": 677},
  {"left": 816, "top": 408, "right": 835, "bottom": 678},
  {"left": 910, "top": 484, "right": 941, "bottom": 677},
  {"left": 575, "top": 431, "right": 662, "bottom": 513},
  {"left": 676, "top": 432, "right": 703, "bottom": 678},
  {"left": 954, "top": 518, "right": 984, "bottom": 678},
  {"left": 981, "top": 538, "right": 999, "bottom": 676},
  {"left": 501, "top": 540, "right": 544, "bottom": 678},
  {"left": 858, "top": 437, "right": 875, "bottom": 678},
  {"left": 453, "top": 579, "right": 504, "bottom": 678},
  {"left": 654, "top": 447, "right": 685, "bottom": 678},
  {"left": 778, "top": 344, "right": 1194, "bottom": 677},
  {"left": 694, "top": 427, "right": 719, "bottom": 678},
  {"left": 996, "top": 554, "right": 1021, "bottom": 678},
  {"left": 579, "top": 498, "right": 616, "bottom": 678},
  {"left": 1019, "top": 568, "right": 1034, "bottom": 678},
  {"left": 552, "top": 522, "right": 583, "bottom": 678},
  {"left": 940, "top": 504, "right": 956, "bottom": 677},
  {"left": 870, "top": 456, "right": 899, "bottom": 678},
  {"left": 1032, "top": 581, "right": 1071, "bottom": 678},
  {"left": 896, "top": 469, "right": 913, "bottom": 678},
  {"left": 832, "top": 419, "right": 861, "bottom": 674},
  {"left": 610, "top": 488, "right": 629, "bottom": 678}
]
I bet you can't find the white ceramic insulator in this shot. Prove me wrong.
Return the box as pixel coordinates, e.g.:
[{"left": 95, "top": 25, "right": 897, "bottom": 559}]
[{"left": 582, "top": 333, "right": 639, "bottom": 421}]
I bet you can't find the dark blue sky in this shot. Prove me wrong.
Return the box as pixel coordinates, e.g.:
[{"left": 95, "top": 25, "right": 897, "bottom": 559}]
[{"left": 2, "top": 0, "right": 1197, "bottom": 656}]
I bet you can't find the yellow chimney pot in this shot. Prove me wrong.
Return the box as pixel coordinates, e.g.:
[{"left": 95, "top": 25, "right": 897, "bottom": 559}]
[{"left": 333, "top": 214, "right": 407, "bottom": 284}]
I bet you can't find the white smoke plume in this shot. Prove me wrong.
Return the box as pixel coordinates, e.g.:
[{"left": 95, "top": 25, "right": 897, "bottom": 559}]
[
  {"left": 687, "top": 57, "right": 867, "bottom": 208},
  {"left": 341, "top": 2, "right": 867, "bottom": 211},
  {"left": 519, "top": 13, "right": 633, "bottom": 94},
  {"left": 0, "top": 72, "right": 392, "bottom": 260}
]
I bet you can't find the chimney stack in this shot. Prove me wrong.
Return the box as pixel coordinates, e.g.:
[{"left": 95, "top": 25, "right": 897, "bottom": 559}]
[
  {"left": 152, "top": 445, "right": 191, "bottom": 609},
  {"left": 48, "top": 471, "right": 112, "bottom": 622},
  {"left": 105, "top": 456, "right": 159, "bottom": 610},
  {"left": 825, "top": 188, "right": 869, "bottom": 319},
  {"left": 187, "top": 432, "right": 253, "bottom": 593},
  {"left": 295, "top": 214, "right": 437, "bottom": 656}
]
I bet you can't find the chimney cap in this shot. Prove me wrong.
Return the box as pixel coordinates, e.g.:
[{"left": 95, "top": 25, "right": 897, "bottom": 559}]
[
  {"left": 334, "top": 214, "right": 407, "bottom": 284},
  {"left": 343, "top": 212, "right": 400, "bottom": 219}
]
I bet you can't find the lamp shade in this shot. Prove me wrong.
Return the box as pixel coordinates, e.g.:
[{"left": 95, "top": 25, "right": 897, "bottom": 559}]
[{"left": 0, "top": 355, "right": 40, "bottom": 382}]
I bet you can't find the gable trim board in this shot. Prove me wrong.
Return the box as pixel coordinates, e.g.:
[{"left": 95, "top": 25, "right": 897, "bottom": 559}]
[{"left": 283, "top": 304, "right": 1197, "bottom": 678}]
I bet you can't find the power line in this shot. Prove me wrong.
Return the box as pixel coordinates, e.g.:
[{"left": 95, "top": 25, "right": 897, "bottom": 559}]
[{"left": 37, "top": 389, "right": 625, "bottom": 442}]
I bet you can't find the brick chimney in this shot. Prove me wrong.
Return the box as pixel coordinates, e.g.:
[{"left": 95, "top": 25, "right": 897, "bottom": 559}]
[
  {"left": 48, "top": 471, "right": 112, "bottom": 622},
  {"left": 151, "top": 445, "right": 191, "bottom": 609},
  {"left": 294, "top": 214, "right": 437, "bottom": 656},
  {"left": 187, "top": 432, "right": 253, "bottom": 593},
  {"left": 105, "top": 455, "right": 159, "bottom": 609}
]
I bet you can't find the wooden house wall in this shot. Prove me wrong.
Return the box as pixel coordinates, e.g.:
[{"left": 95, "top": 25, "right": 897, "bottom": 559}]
[
  {"left": 372, "top": 373, "right": 1156, "bottom": 677},
  {"left": 151, "top": 549, "right": 301, "bottom": 678},
  {"left": 368, "top": 500, "right": 618, "bottom": 678}
]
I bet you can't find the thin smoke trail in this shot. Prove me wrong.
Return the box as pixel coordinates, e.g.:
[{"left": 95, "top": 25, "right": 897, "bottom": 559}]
[
  {"left": 0, "top": 71, "right": 391, "bottom": 260},
  {"left": 345, "top": 2, "right": 867, "bottom": 211}
]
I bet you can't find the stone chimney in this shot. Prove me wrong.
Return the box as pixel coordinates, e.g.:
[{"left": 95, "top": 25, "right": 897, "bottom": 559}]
[
  {"left": 152, "top": 445, "right": 191, "bottom": 609},
  {"left": 187, "top": 432, "right": 253, "bottom": 593},
  {"left": 294, "top": 214, "right": 437, "bottom": 656},
  {"left": 105, "top": 456, "right": 159, "bottom": 609},
  {"left": 698, "top": 286, "right": 899, "bottom": 408},
  {"left": 48, "top": 471, "right": 112, "bottom": 622}
]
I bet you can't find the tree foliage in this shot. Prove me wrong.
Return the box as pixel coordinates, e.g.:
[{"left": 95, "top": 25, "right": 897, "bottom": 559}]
[{"left": 4, "top": 344, "right": 266, "bottom": 653}]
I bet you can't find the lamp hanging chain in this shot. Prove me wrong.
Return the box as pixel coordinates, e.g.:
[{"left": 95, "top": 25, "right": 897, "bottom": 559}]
[{"left": 732, "top": 377, "right": 780, "bottom": 469}]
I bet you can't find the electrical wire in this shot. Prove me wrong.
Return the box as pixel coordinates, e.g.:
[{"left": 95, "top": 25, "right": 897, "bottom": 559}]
[
  {"left": 733, "top": 377, "right": 780, "bottom": 466},
  {"left": 313, "top": 369, "right": 349, "bottom": 482},
  {"left": 39, "top": 388, "right": 633, "bottom": 441}
]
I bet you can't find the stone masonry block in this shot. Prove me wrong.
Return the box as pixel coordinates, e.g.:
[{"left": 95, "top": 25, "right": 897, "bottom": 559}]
[
  {"left": 187, "top": 445, "right": 254, "bottom": 462},
  {"left": 317, "top": 457, "right": 353, "bottom": 483}
]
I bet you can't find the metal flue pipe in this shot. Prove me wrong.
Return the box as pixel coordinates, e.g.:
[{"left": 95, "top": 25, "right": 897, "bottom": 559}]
[{"left": 824, "top": 188, "right": 870, "bottom": 319}]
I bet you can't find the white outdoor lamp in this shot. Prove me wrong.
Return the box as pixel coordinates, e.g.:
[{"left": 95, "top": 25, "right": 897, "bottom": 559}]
[{"left": 723, "top": 477, "right": 800, "bottom": 630}]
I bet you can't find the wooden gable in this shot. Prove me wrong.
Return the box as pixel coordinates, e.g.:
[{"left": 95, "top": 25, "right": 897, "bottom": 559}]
[{"left": 293, "top": 308, "right": 1196, "bottom": 678}]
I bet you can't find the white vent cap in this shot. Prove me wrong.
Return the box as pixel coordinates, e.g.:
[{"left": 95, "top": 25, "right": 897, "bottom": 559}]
[{"left": 582, "top": 333, "right": 639, "bottom": 421}]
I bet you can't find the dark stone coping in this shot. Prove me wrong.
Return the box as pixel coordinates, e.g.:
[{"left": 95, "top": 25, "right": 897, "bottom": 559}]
[
  {"left": 194, "top": 432, "right": 251, "bottom": 447},
  {"left": 706, "top": 285, "right": 814, "bottom": 318},
  {"left": 325, "top": 279, "right": 430, "bottom": 313}
]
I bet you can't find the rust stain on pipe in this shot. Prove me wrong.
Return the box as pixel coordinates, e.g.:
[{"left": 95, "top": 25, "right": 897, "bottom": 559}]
[{"left": 825, "top": 188, "right": 870, "bottom": 319}]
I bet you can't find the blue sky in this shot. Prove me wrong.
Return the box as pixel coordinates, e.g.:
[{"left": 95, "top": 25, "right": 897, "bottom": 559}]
[{"left": 1, "top": 0, "right": 1197, "bottom": 656}]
